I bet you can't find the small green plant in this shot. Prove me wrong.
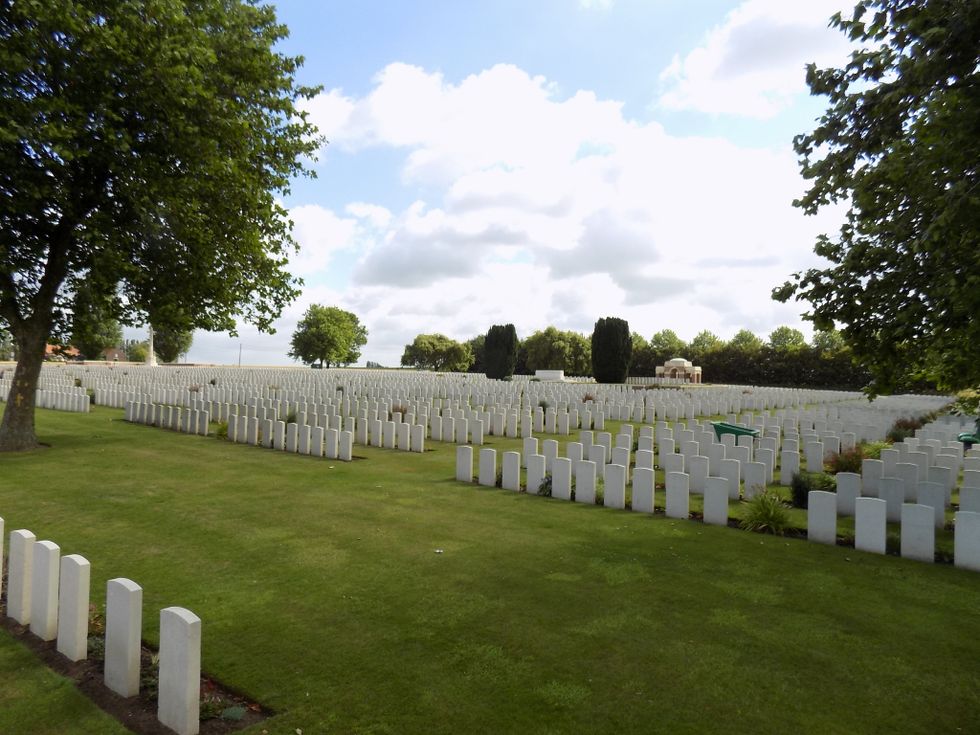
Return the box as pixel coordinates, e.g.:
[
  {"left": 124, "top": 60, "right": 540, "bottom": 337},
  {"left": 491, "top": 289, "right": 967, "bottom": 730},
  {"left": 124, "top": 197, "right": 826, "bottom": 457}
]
[
  {"left": 214, "top": 421, "right": 229, "bottom": 440},
  {"left": 594, "top": 476, "right": 605, "bottom": 505},
  {"left": 539, "top": 473, "right": 553, "bottom": 497},
  {"left": 208, "top": 377, "right": 217, "bottom": 386},
  {"left": 86, "top": 604, "right": 106, "bottom": 661},
  {"left": 86, "top": 388, "right": 95, "bottom": 405},
  {"left": 285, "top": 409, "right": 297, "bottom": 425},
  {"left": 862, "top": 441, "right": 890, "bottom": 460},
  {"left": 390, "top": 403, "right": 410, "bottom": 419},
  {"left": 583, "top": 393, "right": 595, "bottom": 402},
  {"left": 740, "top": 491, "right": 791, "bottom": 535},
  {"left": 538, "top": 399, "right": 549, "bottom": 411},
  {"left": 495, "top": 469, "right": 503, "bottom": 488}
]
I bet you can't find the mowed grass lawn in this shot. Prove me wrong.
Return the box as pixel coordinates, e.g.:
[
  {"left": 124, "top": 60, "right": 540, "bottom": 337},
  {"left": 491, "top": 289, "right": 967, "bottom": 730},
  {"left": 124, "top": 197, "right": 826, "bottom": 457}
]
[{"left": 2, "top": 405, "right": 979, "bottom": 735}]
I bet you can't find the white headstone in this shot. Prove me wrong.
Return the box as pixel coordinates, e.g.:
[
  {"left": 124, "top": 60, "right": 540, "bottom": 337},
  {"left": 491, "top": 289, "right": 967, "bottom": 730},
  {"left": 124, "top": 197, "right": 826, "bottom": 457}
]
[
  {"left": 855, "top": 497, "right": 887, "bottom": 555},
  {"left": 807, "top": 491, "right": 837, "bottom": 545},
  {"left": 954, "top": 511, "right": 980, "bottom": 572},
  {"left": 502, "top": 451, "right": 521, "bottom": 492},
  {"left": 158, "top": 607, "right": 202, "bottom": 735},
  {"left": 666, "top": 472, "right": 690, "bottom": 519},
  {"left": 526, "top": 454, "right": 546, "bottom": 496},
  {"left": 552, "top": 457, "right": 573, "bottom": 501},
  {"left": 900, "top": 504, "right": 935, "bottom": 563},
  {"left": 632, "top": 468, "right": 655, "bottom": 513},
  {"left": 604, "top": 464, "right": 626, "bottom": 509},
  {"left": 574, "top": 460, "right": 596, "bottom": 505},
  {"left": 703, "top": 477, "right": 729, "bottom": 526},
  {"left": 8, "top": 529, "right": 36, "bottom": 624},
  {"left": 456, "top": 445, "right": 473, "bottom": 483},
  {"left": 30, "top": 540, "right": 60, "bottom": 641},
  {"left": 57, "top": 554, "right": 90, "bottom": 661},
  {"left": 105, "top": 578, "right": 142, "bottom": 697}
]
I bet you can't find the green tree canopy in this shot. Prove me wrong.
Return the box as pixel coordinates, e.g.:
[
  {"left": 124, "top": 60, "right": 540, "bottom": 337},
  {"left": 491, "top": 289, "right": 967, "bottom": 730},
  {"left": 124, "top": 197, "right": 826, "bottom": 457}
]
[
  {"left": 0, "top": 0, "right": 320, "bottom": 450},
  {"left": 400, "top": 334, "right": 473, "bottom": 372},
  {"left": 773, "top": 0, "right": 980, "bottom": 393},
  {"left": 484, "top": 324, "right": 518, "bottom": 380},
  {"left": 465, "top": 335, "right": 486, "bottom": 374},
  {"left": 523, "top": 327, "right": 591, "bottom": 376},
  {"left": 288, "top": 306, "right": 367, "bottom": 368},
  {"left": 688, "top": 330, "right": 722, "bottom": 363},
  {"left": 648, "top": 329, "right": 687, "bottom": 365},
  {"left": 70, "top": 288, "right": 122, "bottom": 359},
  {"left": 811, "top": 328, "right": 847, "bottom": 355},
  {"left": 767, "top": 326, "right": 807, "bottom": 352},
  {"left": 727, "top": 329, "right": 764, "bottom": 353},
  {"left": 152, "top": 326, "right": 194, "bottom": 364},
  {"left": 591, "top": 317, "right": 632, "bottom": 383},
  {"left": 124, "top": 339, "right": 148, "bottom": 363}
]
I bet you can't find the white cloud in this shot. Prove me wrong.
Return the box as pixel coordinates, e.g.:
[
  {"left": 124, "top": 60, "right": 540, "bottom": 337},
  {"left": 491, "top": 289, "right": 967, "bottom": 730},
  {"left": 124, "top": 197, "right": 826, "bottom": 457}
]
[
  {"left": 287, "top": 204, "right": 360, "bottom": 275},
  {"left": 656, "top": 0, "right": 853, "bottom": 118},
  {"left": 188, "top": 59, "right": 845, "bottom": 366}
]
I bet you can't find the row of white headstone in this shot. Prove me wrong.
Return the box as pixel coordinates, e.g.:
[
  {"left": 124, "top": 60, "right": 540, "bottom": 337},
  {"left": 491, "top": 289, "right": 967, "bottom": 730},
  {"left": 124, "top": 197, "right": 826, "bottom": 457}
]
[
  {"left": 1, "top": 517, "right": 202, "bottom": 735},
  {"left": 805, "top": 492, "right": 980, "bottom": 571},
  {"left": 454, "top": 449, "right": 980, "bottom": 572},
  {"left": 0, "top": 380, "right": 90, "bottom": 413}
]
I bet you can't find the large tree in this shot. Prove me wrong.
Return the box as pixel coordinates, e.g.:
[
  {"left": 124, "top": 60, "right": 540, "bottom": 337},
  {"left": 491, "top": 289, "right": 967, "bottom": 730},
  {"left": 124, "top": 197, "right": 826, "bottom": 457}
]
[
  {"left": 648, "top": 329, "right": 687, "bottom": 366},
  {"left": 591, "top": 317, "right": 632, "bottom": 384},
  {"left": 767, "top": 326, "right": 807, "bottom": 352},
  {"left": 773, "top": 0, "right": 980, "bottom": 394},
  {"left": 400, "top": 334, "right": 473, "bottom": 372},
  {"left": 152, "top": 325, "right": 194, "bottom": 364},
  {"left": 688, "top": 330, "right": 722, "bottom": 364},
  {"left": 523, "top": 327, "right": 591, "bottom": 376},
  {"left": 288, "top": 305, "right": 367, "bottom": 368},
  {"left": 484, "top": 324, "right": 518, "bottom": 380},
  {"left": 0, "top": 0, "right": 319, "bottom": 450}
]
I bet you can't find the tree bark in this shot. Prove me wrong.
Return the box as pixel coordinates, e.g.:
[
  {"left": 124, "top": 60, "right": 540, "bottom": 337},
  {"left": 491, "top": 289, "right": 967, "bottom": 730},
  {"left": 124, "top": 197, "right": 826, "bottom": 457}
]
[{"left": 0, "top": 326, "right": 48, "bottom": 451}]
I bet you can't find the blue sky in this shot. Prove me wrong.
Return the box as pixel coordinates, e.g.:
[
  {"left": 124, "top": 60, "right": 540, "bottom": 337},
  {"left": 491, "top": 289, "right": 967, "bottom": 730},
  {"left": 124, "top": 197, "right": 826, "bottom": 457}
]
[{"left": 180, "top": 0, "right": 854, "bottom": 366}]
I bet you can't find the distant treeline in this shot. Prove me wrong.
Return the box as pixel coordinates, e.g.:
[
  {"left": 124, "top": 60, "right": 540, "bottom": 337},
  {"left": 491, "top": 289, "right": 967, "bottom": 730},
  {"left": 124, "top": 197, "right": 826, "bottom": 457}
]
[{"left": 400, "top": 324, "right": 937, "bottom": 392}]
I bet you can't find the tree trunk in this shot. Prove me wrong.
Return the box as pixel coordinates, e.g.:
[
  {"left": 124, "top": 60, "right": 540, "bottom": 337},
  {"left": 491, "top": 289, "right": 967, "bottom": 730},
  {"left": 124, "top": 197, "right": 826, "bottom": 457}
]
[{"left": 0, "top": 326, "right": 47, "bottom": 451}]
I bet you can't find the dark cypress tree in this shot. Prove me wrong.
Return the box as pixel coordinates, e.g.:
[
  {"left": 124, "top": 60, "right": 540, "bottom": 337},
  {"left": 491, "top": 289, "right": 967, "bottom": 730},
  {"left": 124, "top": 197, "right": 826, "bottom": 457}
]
[
  {"left": 591, "top": 317, "right": 632, "bottom": 383},
  {"left": 484, "top": 324, "right": 518, "bottom": 380}
]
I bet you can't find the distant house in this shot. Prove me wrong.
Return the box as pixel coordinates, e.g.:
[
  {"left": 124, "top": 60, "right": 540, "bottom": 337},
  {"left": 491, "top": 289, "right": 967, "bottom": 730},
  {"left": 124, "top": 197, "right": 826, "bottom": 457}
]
[
  {"left": 101, "top": 347, "right": 126, "bottom": 362},
  {"left": 44, "top": 344, "right": 80, "bottom": 361}
]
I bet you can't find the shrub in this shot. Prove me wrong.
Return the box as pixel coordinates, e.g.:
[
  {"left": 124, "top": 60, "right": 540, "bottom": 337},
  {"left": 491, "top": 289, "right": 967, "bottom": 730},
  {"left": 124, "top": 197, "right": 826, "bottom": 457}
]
[
  {"left": 583, "top": 393, "right": 595, "bottom": 402},
  {"left": 740, "top": 491, "right": 791, "bottom": 535},
  {"left": 285, "top": 409, "right": 297, "bottom": 425},
  {"left": 594, "top": 476, "right": 605, "bottom": 505},
  {"left": 827, "top": 447, "right": 863, "bottom": 474},
  {"left": 390, "top": 403, "right": 410, "bottom": 419},
  {"left": 214, "top": 421, "right": 229, "bottom": 440},
  {"left": 887, "top": 416, "right": 926, "bottom": 443},
  {"left": 790, "top": 471, "right": 835, "bottom": 508},
  {"left": 538, "top": 399, "right": 549, "bottom": 411}
]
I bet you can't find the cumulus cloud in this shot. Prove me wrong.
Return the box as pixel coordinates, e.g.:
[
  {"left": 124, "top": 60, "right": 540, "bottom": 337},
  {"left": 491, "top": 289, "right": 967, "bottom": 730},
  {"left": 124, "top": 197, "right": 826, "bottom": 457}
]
[
  {"left": 187, "top": 58, "right": 845, "bottom": 366},
  {"left": 287, "top": 204, "right": 360, "bottom": 275},
  {"left": 656, "top": 0, "right": 853, "bottom": 118}
]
